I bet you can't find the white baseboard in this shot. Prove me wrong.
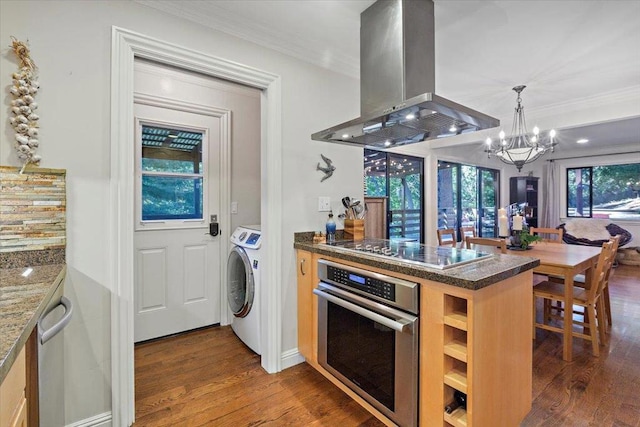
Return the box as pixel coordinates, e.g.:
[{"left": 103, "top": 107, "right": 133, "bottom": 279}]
[
  {"left": 66, "top": 412, "right": 112, "bottom": 427},
  {"left": 281, "top": 348, "right": 305, "bottom": 370}
]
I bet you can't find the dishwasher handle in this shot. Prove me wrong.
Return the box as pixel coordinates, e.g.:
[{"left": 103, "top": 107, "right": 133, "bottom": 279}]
[{"left": 39, "top": 296, "right": 73, "bottom": 345}]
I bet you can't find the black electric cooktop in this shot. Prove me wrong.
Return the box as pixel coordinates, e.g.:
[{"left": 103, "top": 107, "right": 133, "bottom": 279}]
[{"left": 324, "top": 238, "right": 492, "bottom": 270}]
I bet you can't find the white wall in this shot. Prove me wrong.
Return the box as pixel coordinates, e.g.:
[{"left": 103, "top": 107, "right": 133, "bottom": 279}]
[{"left": 1, "top": 0, "right": 361, "bottom": 424}]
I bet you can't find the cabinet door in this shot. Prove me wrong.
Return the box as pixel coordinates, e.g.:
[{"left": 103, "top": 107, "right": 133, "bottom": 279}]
[
  {"left": 0, "top": 347, "right": 26, "bottom": 427},
  {"left": 296, "top": 250, "right": 315, "bottom": 362},
  {"left": 10, "top": 397, "right": 27, "bottom": 427}
]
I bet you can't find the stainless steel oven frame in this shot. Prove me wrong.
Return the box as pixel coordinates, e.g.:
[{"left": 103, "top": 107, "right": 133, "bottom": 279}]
[{"left": 314, "top": 281, "right": 419, "bottom": 427}]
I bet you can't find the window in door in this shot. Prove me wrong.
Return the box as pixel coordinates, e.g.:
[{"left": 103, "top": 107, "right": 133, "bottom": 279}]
[
  {"left": 364, "top": 149, "right": 424, "bottom": 242},
  {"left": 138, "top": 123, "right": 205, "bottom": 223},
  {"left": 437, "top": 161, "right": 500, "bottom": 239}
]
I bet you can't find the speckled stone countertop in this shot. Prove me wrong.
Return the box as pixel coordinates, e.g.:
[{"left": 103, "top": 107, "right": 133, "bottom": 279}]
[
  {"left": 294, "top": 232, "right": 540, "bottom": 290},
  {"left": 0, "top": 263, "right": 66, "bottom": 383}
]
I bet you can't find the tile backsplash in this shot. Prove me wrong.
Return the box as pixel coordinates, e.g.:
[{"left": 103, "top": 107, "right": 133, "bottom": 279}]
[{"left": 0, "top": 166, "right": 66, "bottom": 253}]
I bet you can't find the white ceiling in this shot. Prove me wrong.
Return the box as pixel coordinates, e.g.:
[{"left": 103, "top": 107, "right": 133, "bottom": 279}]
[{"left": 135, "top": 0, "right": 640, "bottom": 152}]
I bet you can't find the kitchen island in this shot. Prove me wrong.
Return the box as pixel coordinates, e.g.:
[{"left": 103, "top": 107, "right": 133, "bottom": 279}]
[{"left": 294, "top": 234, "right": 539, "bottom": 427}]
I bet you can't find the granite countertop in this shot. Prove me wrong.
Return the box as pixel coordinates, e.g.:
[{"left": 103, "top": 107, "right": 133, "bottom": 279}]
[
  {"left": 0, "top": 263, "right": 66, "bottom": 383},
  {"left": 294, "top": 232, "right": 540, "bottom": 290}
]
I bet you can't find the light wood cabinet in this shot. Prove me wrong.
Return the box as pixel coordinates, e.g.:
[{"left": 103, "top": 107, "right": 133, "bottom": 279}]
[
  {"left": 0, "top": 347, "right": 27, "bottom": 427},
  {"left": 296, "top": 250, "right": 316, "bottom": 364},
  {"left": 422, "top": 273, "right": 532, "bottom": 427}
]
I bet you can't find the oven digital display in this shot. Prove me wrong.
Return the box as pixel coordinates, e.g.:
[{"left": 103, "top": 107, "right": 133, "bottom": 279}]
[{"left": 349, "top": 273, "right": 366, "bottom": 285}]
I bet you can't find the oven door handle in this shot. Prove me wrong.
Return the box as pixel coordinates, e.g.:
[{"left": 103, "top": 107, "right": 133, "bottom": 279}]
[{"left": 313, "top": 288, "right": 414, "bottom": 333}]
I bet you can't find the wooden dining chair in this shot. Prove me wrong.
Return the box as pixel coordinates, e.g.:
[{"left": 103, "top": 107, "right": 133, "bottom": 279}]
[
  {"left": 533, "top": 240, "right": 615, "bottom": 357},
  {"left": 459, "top": 226, "right": 476, "bottom": 240},
  {"left": 437, "top": 228, "right": 457, "bottom": 247},
  {"left": 529, "top": 227, "right": 563, "bottom": 243},
  {"left": 465, "top": 236, "right": 507, "bottom": 254},
  {"left": 530, "top": 227, "right": 564, "bottom": 282},
  {"left": 548, "top": 235, "right": 620, "bottom": 331}
]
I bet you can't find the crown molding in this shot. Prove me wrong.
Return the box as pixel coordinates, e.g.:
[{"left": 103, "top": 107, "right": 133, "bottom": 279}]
[{"left": 133, "top": 0, "right": 360, "bottom": 78}]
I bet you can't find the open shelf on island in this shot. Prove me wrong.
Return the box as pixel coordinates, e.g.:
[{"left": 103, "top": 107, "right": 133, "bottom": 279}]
[
  {"left": 444, "top": 407, "right": 468, "bottom": 427},
  {"left": 444, "top": 311, "right": 468, "bottom": 331},
  {"left": 444, "top": 338, "right": 467, "bottom": 362}
]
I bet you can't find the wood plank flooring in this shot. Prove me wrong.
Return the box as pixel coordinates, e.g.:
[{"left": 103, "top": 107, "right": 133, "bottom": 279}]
[
  {"left": 523, "top": 263, "right": 640, "bottom": 427},
  {"left": 135, "top": 264, "right": 640, "bottom": 426}
]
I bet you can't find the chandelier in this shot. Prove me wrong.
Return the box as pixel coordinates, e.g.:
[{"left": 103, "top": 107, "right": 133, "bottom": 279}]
[{"left": 484, "top": 85, "right": 557, "bottom": 172}]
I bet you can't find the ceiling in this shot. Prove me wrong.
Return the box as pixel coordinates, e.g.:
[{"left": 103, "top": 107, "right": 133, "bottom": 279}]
[{"left": 135, "top": 0, "right": 640, "bottom": 153}]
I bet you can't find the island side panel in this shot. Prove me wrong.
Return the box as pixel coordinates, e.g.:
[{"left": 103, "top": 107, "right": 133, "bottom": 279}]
[{"left": 469, "top": 270, "right": 533, "bottom": 426}]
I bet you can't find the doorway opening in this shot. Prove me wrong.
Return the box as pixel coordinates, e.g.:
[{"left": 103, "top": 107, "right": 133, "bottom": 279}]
[{"left": 111, "top": 27, "right": 282, "bottom": 426}]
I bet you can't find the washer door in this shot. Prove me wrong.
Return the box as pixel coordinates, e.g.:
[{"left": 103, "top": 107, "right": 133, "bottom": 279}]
[{"left": 227, "top": 246, "right": 254, "bottom": 318}]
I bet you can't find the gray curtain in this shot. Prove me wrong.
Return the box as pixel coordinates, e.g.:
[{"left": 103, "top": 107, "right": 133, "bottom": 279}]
[{"left": 541, "top": 161, "right": 561, "bottom": 228}]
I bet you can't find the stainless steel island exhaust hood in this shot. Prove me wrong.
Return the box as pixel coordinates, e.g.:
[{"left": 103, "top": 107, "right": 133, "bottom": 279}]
[{"left": 311, "top": 0, "right": 499, "bottom": 148}]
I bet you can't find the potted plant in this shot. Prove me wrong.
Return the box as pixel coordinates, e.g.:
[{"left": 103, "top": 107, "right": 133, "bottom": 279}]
[{"left": 513, "top": 225, "right": 542, "bottom": 249}]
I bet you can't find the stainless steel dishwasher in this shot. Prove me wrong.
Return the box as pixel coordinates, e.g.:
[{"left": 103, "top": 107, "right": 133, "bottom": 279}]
[{"left": 38, "top": 280, "right": 73, "bottom": 426}]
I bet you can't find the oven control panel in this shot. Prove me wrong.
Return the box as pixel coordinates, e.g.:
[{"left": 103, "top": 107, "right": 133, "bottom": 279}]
[
  {"left": 326, "top": 266, "right": 395, "bottom": 301},
  {"left": 317, "top": 259, "right": 419, "bottom": 314}
]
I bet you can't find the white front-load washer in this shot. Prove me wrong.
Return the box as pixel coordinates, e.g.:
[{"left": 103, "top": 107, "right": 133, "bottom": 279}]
[{"left": 228, "top": 225, "right": 262, "bottom": 354}]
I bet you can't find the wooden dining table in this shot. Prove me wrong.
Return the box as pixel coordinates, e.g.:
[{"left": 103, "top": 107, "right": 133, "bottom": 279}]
[{"left": 470, "top": 241, "right": 603, "bottom": 362}]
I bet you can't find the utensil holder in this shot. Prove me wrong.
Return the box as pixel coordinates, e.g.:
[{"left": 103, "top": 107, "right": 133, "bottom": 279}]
[{"left": 344, "top": 219, "right": 364, "bottom": 241}]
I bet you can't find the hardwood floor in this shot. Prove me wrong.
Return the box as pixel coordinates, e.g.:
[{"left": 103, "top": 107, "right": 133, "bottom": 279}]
[
  {"left": 135, "top": 265, "right": 640, "bottom": 426},
  {"left": 134, "top": 327, "right": 381, "bottom": 426},
  {"left": 523, "top": 263, "right": 640, "bottom": 427}
]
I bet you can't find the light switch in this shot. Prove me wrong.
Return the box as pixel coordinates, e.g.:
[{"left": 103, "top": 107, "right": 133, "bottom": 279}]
[
  {"left": 231, "top": 201, "right": 238, "bottom": 214},
  {"left": 318, "top": 196, "right": 331, "bottom": 212}
]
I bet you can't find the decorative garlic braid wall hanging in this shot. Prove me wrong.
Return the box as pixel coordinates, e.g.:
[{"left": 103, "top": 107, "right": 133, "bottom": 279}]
[{"left": 9, "top": 37, "right": 41, "bottom": 167}]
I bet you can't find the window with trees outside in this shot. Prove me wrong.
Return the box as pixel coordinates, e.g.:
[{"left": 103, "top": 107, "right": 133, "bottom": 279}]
[
  {"left": 139, "top": 124, "right": 205, "bottom": 222},
  {"left": 567, "top": 162, "right": 640, "bottom": 220},
  {"left": 437, "top": 161, "right": 500, "bottom": 239},
  {"left": 364, "top": 149, "right": 423, "bottom": 242}
]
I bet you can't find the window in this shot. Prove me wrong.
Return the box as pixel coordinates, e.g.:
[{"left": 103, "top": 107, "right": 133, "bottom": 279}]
[
  {"left": 139, "top": 124, "right": 205, "bottom": 222},
  {"left": 567, "top": 162, "right": 640, "bottom": 220},
  {"left": 364, "top": 149, "right": 424, "bottom": 242},
  {"left": 437, "top": 161, "right": 500, "bottom": 238}
]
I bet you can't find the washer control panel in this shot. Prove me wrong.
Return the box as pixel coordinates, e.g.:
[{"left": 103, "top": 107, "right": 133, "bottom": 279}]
[{"left": 230, "top": 226, "right": 262, "bottom": 249}]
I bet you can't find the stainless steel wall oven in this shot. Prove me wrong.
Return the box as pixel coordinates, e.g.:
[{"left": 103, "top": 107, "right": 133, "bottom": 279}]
[{"left": 314, "top": 259, "right": 419, "bottom": 427}]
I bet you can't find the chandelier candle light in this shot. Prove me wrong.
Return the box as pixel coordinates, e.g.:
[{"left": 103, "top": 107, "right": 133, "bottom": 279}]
[
  {"left": 498, "top": 208, "right": 509, "bottom": 237},
  {"left": 485, "top": 85, "right": 557, "bottom": 172}
]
